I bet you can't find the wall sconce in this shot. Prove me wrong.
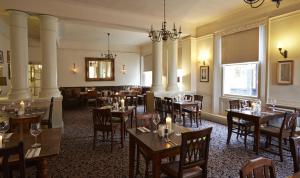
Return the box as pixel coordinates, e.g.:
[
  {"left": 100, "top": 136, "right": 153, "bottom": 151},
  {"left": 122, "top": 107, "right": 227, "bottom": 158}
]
[
  {"left": 199, "top": 51, "right": 209, "bottom": 66},
  {"left": 71, "top": 63, "right": 78, "bottom": 73},
  {"left": 121, "top": 65, "right": 126, "bottom": 74},
  {"left": 277, "top": 42, "right": 288, "bottom": 58}
]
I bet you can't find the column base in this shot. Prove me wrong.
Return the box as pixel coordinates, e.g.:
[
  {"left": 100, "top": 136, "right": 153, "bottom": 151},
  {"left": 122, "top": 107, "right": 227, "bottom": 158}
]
[
  {"left": 8, "top": 88, "right": 31, "bottom": 100},
  {"left": 39, "top": 88, "right": 61, "bottom": 98},
  {"left": 166, "top": 84, "right": 179, "bottom": 92},
  {"left": 151, "top": 84, "right": 164, "bottom": 93}
]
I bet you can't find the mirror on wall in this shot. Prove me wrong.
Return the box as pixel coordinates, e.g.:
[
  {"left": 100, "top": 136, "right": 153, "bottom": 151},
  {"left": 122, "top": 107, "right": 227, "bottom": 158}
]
[{"left": 85, "top": 57, "right": 115, "bottom": 81}]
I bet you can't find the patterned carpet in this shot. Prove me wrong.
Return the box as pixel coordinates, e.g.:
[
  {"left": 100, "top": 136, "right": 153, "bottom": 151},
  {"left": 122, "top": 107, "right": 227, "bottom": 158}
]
[{"left": 40, "top": 106, "right": 293, "bottom": 178}]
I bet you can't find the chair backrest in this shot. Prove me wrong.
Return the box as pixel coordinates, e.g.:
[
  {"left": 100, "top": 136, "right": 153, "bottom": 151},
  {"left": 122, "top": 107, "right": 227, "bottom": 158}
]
[
  {"left": 136, "top": 113, "right": 154, "bottom": 129},
  {"left": 184, "top": 95, "right": 193, "bottom": 101},
  {"left": 164, "top": 97, "right": 173, "bottom": 114},
  {"left": 154, "top": 97, "right": 163, "bottom": 112},
  {"left": 194, "top": 95, "right": 203, "bottom": 110},
  {"left": 0, "top": 142, "right": 25, "bottom": 178},
  {"left": 290, "top": 136, "right": 300, "bottom": 173},
  {"left": 179, "top": 127, "right": 213, "bottom": 177},
  {"left": 87, "top": 90, "right": 98, "bottom": 99},
  {"left": 92, "top": 108, "right": 112, "bottom": 131},
  {"left": 47, "top": 97, "right": 54, "bottom": 128},
  {"left": 240, "top": 157, "right": 276, "bottom": 178},
  {"left": 229, "top": 100, "right": 240, "bottom": 109},
  {"left": 280, "top": 112, "right": 298, "bottom": 135},
  {"left": 125, "top": 96, "right": 137, "bottom": 106}
]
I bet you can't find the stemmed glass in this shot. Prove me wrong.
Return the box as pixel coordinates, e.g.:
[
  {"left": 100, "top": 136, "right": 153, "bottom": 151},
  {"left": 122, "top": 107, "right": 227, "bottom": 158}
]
[
  {"left": 175, "top": 116, "right": 182, "bottom": 136},
  {"left": 30, "top": 122, "right": 42, "bottom": 148},
  {"left": 0, "top": 120, "right": 10, "bottom": 142},
  {"left": 272, "top": 99, "right": 277, "bottom": 111},
  {"left": 152, "top": 113, "right": 161, "bottom": 133}
]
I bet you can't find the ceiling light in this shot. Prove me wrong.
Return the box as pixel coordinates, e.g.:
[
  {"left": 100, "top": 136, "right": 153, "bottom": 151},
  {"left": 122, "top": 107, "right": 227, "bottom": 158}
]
[
  {"left": 102, "top": 33, "right": 117, "bottom": 59},
  {"left": 148, "top": 0, "right": 182, "bottom": 42},
  {"left": 244, "top": 0, "right": 282, "bottom": 8}
]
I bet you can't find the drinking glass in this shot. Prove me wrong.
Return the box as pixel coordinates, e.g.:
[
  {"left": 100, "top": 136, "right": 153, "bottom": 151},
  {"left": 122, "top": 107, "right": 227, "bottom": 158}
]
[
  {"left": 152, "top": 113, "right": 161, "bottom": 133},
  {"left": 30, "top": 122, "right": 42, "bottom": 148},
  {"left": 272, "top": 99, "right": 277, "bottom": 111},
  {"left": 175, "top": 116, "right": 182, "bottom": 136},
  {"left": 0, "top": 120, "right": 10, "bottom": 142}
]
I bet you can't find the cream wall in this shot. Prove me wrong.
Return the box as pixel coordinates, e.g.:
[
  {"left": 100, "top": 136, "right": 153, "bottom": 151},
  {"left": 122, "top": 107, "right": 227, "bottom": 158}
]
[
  {"left": 268, "top": 11, "right": 300, "bottom": 107},
  {"left": 196, "top": 35, "right": 214, "bottom": 112}
]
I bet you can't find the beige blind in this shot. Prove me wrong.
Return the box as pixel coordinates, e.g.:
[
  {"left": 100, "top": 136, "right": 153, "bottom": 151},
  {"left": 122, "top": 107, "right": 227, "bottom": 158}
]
[
  {"left": 143, "top": 54, "right": 152, "bottom": 71},
  {"left": 222, "top": 28, "right": 259, "bottom": 64}
]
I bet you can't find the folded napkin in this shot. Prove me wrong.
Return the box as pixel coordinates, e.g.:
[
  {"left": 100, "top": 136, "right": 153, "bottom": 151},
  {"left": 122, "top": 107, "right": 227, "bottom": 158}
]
[
  {"left": 137, "top": 127, "right": 150, "bottom": 133},
  {"left": 261, "top": 112, "right": 275, "bottom": 115},
  {"left": 25, "top": 147, "right": 41, "bottom": 159}
]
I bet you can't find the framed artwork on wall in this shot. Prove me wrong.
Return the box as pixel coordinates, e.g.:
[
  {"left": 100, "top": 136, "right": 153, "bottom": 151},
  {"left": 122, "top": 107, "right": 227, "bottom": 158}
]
[
  {"left": 0, "top": 50, "right": 3, "bottom": 63},
  {"left": 277, "top": 60, "right": 293, "bottom": 85},
  {"left": 200, "top": 66, "right": 209, "bottom": 82}
]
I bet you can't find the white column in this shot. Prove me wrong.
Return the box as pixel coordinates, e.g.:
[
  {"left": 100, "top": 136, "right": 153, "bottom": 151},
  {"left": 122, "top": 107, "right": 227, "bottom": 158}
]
[
  {"left": 151, "top": 33, "right": 164, "bottom": 92},
  {"left": 166, "top": 39, "right": 179, "bottom": 91},
  {"left": 8, "top": 10, "right": 31, "bottom": 100},
  {"left": 39, "top": 15, "right": 61, "bottom": 98}
]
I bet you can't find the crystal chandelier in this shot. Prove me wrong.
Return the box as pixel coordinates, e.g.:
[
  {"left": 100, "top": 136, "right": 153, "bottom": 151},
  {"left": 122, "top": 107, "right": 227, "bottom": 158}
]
[
  {"left": 148, "top": 0, "right": 182, "bottom": 42},
  {"left": 101, "top": 33, "right": 117, "bottom": 59},
  {"left": 244, "top": 0, "right": 282, "bottom": 8}
]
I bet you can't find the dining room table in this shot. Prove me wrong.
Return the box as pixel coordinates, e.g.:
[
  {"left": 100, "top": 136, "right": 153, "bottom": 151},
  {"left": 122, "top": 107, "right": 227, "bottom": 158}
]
[
  {"left": 1, "top": 128, "right": 62, "bottom": 178},
  {"left": 226, "top": 107, "right": 286, "bottom": 154},
  {"left": 173, "top": 101, "right": 199, "bottom": 121},
  {"left": 128, "top": 124, "right": 191, "bottom": 178}
]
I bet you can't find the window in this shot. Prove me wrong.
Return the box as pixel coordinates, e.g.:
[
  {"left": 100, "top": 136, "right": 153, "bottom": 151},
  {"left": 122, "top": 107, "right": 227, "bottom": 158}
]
[{"left": 223, "top": 62, "right": 258, "bottom": 97}]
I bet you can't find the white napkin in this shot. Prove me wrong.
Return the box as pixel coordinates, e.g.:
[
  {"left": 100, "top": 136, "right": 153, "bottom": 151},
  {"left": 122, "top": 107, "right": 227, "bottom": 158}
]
[
  {"left": 25, "top": 148, "right": 41, "bottom": 158},
  {"left": 137, "top": 127, "right": 150, "bottom": 133},
  {"left": 4, "top": 133, "right": 13, "bottom": 139},
  {"left": 142, "top": 127, "right": 151, "bottom": 132}
]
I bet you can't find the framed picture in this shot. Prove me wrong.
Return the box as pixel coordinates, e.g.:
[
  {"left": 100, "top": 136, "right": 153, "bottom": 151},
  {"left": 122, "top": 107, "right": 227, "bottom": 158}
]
[
  {"left": 0, "top": 50, "right": 3, "bottom": 63},
  {"left": 277, "top": 60, "right": 293, "bottom": 85},
  {"left": 200, "top": 66, "right": 209, "bottom": 82},
  {"left": 7, "top": 50, "right": 10, "bottom": 63}
]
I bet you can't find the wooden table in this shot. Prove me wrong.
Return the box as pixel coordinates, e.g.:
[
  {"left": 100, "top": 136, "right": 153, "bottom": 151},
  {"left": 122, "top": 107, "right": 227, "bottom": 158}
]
[
  {"left": 3, "top": 128, "right": 62, "bottom": 178},
  {"left": 226, "top": 108, "right": 285, "bottom": 154},
  {"left": 287, "top": 171, "right": 300, "bottom": 178},
  {"left": 128, "top": 125, "right": 191, "bottom": 178},
  {"left": 104, "top": 106, "right": 136, "bottom": 148},
  {"left": 173, "top": 101, "right": 199, "bottom": 123}
]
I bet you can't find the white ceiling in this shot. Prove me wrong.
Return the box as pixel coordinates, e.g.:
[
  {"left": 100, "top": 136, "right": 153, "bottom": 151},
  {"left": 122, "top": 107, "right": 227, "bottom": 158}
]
[{"left": 0, "top": 0, "right": 290, "bottom": 47}]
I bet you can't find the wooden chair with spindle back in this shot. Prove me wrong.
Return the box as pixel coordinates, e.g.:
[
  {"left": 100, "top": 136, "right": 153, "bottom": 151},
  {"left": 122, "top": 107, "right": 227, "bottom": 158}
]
[
  {"left": 182, "top": 94, "right": 203, "bottom": 127},
  {"left": 0, "top": 142, "right": 26, "bottom": 178},
  {"left": 87, "top": 90, "right": 98, "bottom": 107},
  {"left": 290, "top": 136, "right": 300, "bottom": 173},
  {"left": 41, "top": 97, "right": 54, "bottom": 128},
  {"left": 184, "top": 95, "right": 193, "bottom": 101},
  {"left": 92, "top": 108, "right": 120, "bottom": 152},
  {"left": 164, "top": 97, "right": 176, "bottom": 121},
  {"left": 229, "top": 100, "right": 253, "bottom": 148},
  {"left": 240, "top": 157, "right": 276, "bottom": 178},
  {"left": 154, "top": 97, "right": 165, "bottom": 120},
  {"left": 262, "top": 112, "right": 299, "bottom": 161},
  {"left": 161, "top": 127, "right": 213, "bottom": 178}
]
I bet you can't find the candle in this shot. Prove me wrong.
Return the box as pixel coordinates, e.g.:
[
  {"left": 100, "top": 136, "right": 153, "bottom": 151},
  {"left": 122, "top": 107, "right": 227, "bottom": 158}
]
[
  {"left": 20, "top": 101, "right": 25, "bottom": 110},
  {"left": 0, "top": 135, "right": 2, "bottom": 148},
  {"left": 166, "top": 116, "right": 172, "bottom": 131},
  {"left": 120, "top": 99, "right": 125, "bottom": 109}
]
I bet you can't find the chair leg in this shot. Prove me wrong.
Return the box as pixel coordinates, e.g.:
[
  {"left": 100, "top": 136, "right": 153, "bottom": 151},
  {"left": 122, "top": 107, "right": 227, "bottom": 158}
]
[
  {"left": 195, "top": 113, "right": 199, "bottom": 128},
  {"left": 136, "top": 148, "right": 141, "bottom": 176},
  {"left": 190, "top": 113, "right": 193, "bottom": 127},
  {"left": 93, "top": 130, "right": 96, "bottom": 150},
  {"left": 279, "top": 137, "right": 283, "bottom": 162},
  {"left": 111, "top": 131, "right": 114, "bottom": 153},
  {"left": 236, "top": 125, "right": 241, "bottom": 139},
  {"left": 244, "top": 126, "right": 248, "bottom": 149}
]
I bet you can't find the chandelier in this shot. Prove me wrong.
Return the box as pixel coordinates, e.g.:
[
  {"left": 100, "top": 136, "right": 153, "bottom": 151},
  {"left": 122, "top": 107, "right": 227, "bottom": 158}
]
[
  {"left": 101, "top": 33, "right": 116, "bottom": 59},
  {"left": 148, "top": 0, "right": 182, "bottom": 42},
  {"left": 244, "top": 0, "right": 282, "bottom": 8}
]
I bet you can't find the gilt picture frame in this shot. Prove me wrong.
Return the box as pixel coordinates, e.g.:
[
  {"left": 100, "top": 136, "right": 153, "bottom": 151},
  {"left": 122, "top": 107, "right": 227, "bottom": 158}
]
[
  {"left": 277, "top": 60, "right": 293, "bottom": 85},
  {"left": 200, "top": 66, "right": 209, "bottom": 82}
]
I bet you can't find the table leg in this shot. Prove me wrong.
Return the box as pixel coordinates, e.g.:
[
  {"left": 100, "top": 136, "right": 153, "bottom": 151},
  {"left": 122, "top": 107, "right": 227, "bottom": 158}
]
[
  {"left": 226, "top": 113, "right": 233, "bottom": 144},
  {"left": 254, "top": 121, "right": 260, "bottom": 154},
  {"left": 121, "top": 118, "right": 124, "bottom": 148},
  {"left": 152, "top": 153, "right": 161, "bottom": 178},
  {"left": 36, "top": 158, "right": 49, "bottom": 178},
  {"left": 129, "top": 134, "right": 136, "bottom": 178}
]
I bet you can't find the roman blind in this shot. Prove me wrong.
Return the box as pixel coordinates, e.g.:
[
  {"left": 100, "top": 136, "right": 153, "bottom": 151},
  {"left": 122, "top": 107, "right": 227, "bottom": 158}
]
[
  {"left": 222, "top": 27, "right": 259, "bottom": 64},
  {"left": 143, "top": 54, "right": 152, "bottom": 71}
]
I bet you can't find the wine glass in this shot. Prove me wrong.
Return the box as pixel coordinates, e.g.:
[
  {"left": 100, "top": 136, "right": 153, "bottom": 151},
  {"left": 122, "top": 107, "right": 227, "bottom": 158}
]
[
  {"left": 152, "top": 113, "right": 161, "bottom": 133},
  {"left": 0, "top": 120, "right": 10, "bottom": 142},
  {"left": 30, "top": 122, "right": 42, "bottom": 148},
  {"left": 272, "top": 99, "right": 277, "bottom": 111},
  {"left": 175, "top": 116, "right": 182, "bottom": 136}
]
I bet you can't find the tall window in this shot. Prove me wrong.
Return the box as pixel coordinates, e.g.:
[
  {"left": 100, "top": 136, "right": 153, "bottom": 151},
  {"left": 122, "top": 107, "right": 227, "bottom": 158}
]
[{"left": 223, "top": 62, "right": 258, "bottom": 97}]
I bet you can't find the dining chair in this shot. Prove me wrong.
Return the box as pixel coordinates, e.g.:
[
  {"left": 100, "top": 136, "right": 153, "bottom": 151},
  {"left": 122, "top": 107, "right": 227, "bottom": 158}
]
[
  {"left": 184, "top": 95, "right": 193, "bottom": 101},
  {"left": 92, "top": 108, "right": 121, "bottom": 152},
  {"left": 41, "top": 97, "right": 54, "bottom": 128},
  {"left": 229, "top": 100, "right": 253, "bottom": 148},
  {"left": 161, "top": 127, "right": 213, "bottom": 178},
  {"left": 261, "top": 112, "right": 299, "bottom": 161},
  {"left": 239, "top": 157, "right": 276, "bottom": 178},
  {"left": 164, "top": 97, "right": 176, "bottom": 120},
  {"left": 182, "top": 95, "right": 203, "bottom": 127},
  {"left": 86, "top": 90, "right": 98, "bottom": 107},
  {"left": 154, "top": 97, "right": 165, "bottom": 120},
  {"left": 290, "top": 136, "right": 300, "bottom": 173},
  {"left": 135, "top": 113, "right": 154, "bottom": 178},
  {"left": 0, "top": 142, "right": 26, "bottom": 178}
]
